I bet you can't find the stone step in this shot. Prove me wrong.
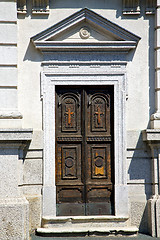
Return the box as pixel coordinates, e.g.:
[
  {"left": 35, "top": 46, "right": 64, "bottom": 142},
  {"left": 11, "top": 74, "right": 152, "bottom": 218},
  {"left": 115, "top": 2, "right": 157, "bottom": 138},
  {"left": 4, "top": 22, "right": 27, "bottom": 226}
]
[
  {"left": 36, "top": 216, "right": 138, "bottom": 237},
  {"left": 36, "top": 226, "right": 138, "bottom": 236}
]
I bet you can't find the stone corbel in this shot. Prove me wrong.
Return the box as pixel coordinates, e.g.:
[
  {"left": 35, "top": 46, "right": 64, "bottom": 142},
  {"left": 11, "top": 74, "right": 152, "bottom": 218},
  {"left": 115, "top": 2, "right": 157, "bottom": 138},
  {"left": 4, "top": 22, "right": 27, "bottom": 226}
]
[
  {"left": 32, "top": 0, "right": 49, "bottom": 14},
  {"left": 17, "top": 0, "right": 27, "bottom": 14},
  {"left": 143, "top": 129, "right": 160, "bottom": 237},
  {"left": 122, "top": 0, "right": 140, "bottom": 15}
]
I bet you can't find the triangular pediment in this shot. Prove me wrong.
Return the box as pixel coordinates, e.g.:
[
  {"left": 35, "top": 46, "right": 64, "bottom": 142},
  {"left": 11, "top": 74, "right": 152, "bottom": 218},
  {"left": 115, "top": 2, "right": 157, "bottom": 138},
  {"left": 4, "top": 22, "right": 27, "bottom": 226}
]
[
  {"left": 48, "top": 23, "right": 117, "bottom": 42},
  {"left": 32, "top": 8, "right": 140, "bottom": 52}
]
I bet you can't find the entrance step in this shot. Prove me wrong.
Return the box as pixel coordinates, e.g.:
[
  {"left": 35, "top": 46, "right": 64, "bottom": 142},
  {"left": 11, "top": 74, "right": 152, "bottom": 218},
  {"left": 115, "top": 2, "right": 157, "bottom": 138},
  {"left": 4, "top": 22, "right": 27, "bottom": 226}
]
[{"left": 36, "top": 216, "right": 138, "bottom": 237}]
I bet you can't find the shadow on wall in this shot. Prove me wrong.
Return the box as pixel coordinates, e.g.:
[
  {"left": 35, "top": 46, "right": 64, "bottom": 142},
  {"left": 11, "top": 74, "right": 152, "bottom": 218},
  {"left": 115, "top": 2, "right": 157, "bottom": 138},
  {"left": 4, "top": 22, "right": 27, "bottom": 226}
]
[
  {"left": 22, "top": 0, "right": 122, "bottom": 18},
  {"left": 50, "top": 0, "right": 120, "bottom": 10},
  {"left": 139, "top": 204, "right": 148, "bottom": 234},
  {"left": 128, "top": 131, "right": 152, "bottom": 234},
  {"left": 23, "top": 40, "right": 42, "bottom": 62}
]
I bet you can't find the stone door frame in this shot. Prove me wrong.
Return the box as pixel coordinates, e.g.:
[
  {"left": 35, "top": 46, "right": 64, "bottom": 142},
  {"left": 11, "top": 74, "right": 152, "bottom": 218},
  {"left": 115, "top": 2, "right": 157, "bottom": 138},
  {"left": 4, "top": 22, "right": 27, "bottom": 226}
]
[{"left": 41, "top": 63, "right": 129, "bottom": 218}]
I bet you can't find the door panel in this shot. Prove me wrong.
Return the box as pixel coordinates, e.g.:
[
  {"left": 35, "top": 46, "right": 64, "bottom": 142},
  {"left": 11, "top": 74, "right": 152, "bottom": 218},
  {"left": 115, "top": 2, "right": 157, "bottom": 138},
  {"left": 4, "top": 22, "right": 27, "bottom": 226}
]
[
  {"left": 56, "top": 87, "right": 84, "bottom": 215},
  {"left": 56, "top": 86, "right": 114, "bottom": 216},
  {"left": 86, "top": 89, "right": 111, "bottom": 136},
  {"left": 85, "top": 88, "right": 113, "bottom": 215}
]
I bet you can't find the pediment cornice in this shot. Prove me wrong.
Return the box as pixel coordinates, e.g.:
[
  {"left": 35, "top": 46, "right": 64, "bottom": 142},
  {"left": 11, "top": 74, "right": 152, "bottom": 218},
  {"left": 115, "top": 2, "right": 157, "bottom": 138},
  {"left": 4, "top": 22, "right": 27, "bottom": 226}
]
[{"left": 31, "top": 8, "right": 140, "bottom": 52}]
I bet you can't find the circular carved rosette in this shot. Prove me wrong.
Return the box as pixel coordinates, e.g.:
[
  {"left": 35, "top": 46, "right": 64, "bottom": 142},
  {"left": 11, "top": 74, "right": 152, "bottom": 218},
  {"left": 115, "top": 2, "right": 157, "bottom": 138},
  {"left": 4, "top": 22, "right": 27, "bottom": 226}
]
[
  {"left": 65, "top": 158, "right": 74, "bottom": 168},
  {"left": 79, "top": 27, "right": 90, "bottom": 39},
  {"left": 95, "top": 158, "right": 103, "bottom": 168}
]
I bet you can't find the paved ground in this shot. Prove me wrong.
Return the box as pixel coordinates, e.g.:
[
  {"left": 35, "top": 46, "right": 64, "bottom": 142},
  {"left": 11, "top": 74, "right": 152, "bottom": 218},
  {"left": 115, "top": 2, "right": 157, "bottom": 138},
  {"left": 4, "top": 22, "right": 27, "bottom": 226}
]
[{"left": 31, "top": 234, "right": 159, "bottom": 239}]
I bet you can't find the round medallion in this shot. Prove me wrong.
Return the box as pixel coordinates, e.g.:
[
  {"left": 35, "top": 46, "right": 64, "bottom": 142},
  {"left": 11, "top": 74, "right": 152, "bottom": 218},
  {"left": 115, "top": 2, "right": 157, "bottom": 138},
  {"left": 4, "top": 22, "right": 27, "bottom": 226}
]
[
  {"left": 95, "top": 158, "right": 103, "bottom": 168},
  {"left": 79, "top": 27, "right": 90, "bottom": 39},
  {"left": 65, "top": 158, "right": 74, "bottom": 168}
]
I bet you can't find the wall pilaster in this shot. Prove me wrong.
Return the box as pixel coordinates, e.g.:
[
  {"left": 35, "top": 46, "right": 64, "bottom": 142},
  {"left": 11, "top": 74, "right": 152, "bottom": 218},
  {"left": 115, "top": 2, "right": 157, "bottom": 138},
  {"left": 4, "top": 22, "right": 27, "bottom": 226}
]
[
  {"left": 143, "top": 129, "right": 160, "bottom": 237},
  {"left": 151, "top": 0, "right": 160, "bottom": 128}
]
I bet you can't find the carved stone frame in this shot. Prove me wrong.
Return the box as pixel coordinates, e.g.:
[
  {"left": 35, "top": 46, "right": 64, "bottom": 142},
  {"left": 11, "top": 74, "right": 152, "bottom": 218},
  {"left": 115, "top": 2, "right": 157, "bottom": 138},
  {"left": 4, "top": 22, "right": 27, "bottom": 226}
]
[{"left": 41, "top": 64, "right": 128, "bottom": 218}]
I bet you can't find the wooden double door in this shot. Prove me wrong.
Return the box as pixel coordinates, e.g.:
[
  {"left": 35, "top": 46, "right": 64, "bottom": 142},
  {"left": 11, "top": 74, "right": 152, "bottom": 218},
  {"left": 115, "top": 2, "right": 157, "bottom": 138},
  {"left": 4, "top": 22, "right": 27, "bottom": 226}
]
[{"left": 56, "top": 86, "right": 114, "bottom": 216}]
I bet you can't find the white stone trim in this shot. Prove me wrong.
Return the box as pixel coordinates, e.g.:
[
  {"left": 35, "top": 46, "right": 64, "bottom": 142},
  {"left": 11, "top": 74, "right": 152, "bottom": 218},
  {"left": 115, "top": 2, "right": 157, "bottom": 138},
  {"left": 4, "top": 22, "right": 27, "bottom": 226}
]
[
  {"left": 41, "top": 65, "right": 128, "bottom": 218},
  {"left": 34, "top": 41, "right": 137, "bottom": 52}
]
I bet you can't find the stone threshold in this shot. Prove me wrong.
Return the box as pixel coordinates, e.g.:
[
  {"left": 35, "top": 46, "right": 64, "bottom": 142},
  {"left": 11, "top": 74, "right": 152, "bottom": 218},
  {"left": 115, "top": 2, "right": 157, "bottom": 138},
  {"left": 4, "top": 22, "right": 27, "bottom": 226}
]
[
  {"left": 37, "top": 216, "right": 138, "bottom": 237},
  {"left": 42, "top": 215, "right": 129, "bottom": 222}
]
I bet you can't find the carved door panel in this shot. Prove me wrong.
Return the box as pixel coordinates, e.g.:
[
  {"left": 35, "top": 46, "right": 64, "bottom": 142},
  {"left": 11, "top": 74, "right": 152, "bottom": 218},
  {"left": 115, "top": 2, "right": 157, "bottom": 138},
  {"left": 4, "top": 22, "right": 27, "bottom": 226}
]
[
  {"left": 56, "top": 86, "right": 114, "bottom": 216},
  {"left": 85, "top": 88, "right": 114, "bottom": 215}
]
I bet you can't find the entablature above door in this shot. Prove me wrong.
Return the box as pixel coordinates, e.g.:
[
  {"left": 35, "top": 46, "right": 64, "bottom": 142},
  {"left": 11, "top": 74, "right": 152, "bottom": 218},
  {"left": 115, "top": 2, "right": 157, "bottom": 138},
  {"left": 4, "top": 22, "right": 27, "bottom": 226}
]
[{"left": 31, "top": 8, "right": 140, "bottom": 53}]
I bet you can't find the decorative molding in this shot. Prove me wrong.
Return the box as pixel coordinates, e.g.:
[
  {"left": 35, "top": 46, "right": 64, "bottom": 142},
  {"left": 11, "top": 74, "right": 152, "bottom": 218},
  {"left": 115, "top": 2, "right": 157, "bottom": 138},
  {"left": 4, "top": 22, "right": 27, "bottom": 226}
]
[
  {"left": 57, "top": 137, "right": 82, "bottom": 142},
  {"left": 122, "top": 0, "right": 140, "bottom": 15},
  {"left": 79, "top": 27, "right": 90, "bottom": 39},
  {"left": 31, "top": 8, "right": 140, "bottom": 53},
  {"left": 17, "top": 0, "right": 27, "bottom": 14},
  {"left": 145, "top": 0, "right": 156, "bottom": 15},
  {"left": 32, "top": 0, "right": 49, "bottom": 14},
  {"left": 87, "top": 136, "right": 111, "bottom": 142},
  {"left": 33, "top": 41, "right": 139, "bottom": 52},
  {"left": 151, "top": 112, "right": 160, "bottom": 121}
]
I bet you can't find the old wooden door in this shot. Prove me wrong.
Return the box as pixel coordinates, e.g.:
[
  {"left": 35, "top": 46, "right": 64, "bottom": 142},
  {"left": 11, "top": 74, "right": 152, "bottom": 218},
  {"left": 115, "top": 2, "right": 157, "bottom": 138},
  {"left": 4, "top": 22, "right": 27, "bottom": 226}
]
[{"left": 56, "top": 86, "right": 114, "bottom": 216}]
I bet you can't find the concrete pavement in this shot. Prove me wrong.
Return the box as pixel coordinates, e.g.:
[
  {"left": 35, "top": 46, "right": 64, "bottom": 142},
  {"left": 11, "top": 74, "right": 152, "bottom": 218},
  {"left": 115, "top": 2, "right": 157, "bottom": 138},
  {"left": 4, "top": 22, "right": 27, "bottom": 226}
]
[{"left": 31, "top": 233, "right": 159, "bottom": 239}]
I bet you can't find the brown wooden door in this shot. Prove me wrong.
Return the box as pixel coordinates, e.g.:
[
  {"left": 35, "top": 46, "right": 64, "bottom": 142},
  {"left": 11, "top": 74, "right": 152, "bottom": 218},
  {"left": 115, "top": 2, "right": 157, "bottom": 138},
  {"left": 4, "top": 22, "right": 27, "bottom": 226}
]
[{"left": 56, "top": 86, "right": 114, "bottom": 216}]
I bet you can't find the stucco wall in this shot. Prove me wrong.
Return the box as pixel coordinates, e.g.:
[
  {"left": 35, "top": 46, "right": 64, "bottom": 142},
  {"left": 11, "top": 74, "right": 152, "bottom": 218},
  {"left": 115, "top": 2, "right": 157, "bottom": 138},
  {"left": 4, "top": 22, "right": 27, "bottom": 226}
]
[
  {"left": 16, "top": 0, "right": 154, "bottom": 233},
  {"left": 17, "top": 1, "right": 155, "bottom": 130}
]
